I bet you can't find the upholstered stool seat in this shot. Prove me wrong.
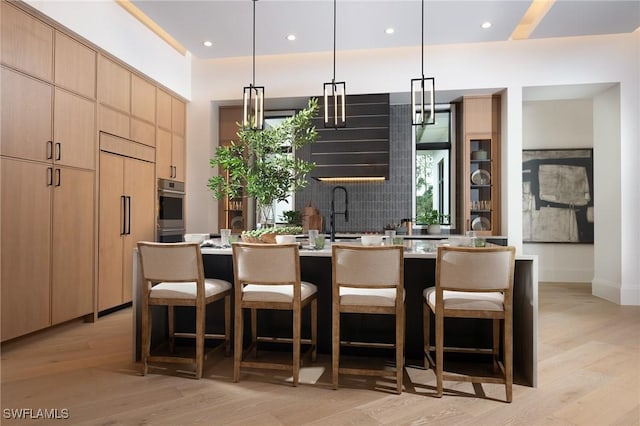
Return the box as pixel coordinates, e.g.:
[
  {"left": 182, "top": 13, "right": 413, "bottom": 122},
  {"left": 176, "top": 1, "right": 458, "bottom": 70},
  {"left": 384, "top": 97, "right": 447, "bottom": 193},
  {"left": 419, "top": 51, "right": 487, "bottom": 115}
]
[
  {"left": 332, "top": 244, "right": 405, "bottom": 394},
  {"left": 423, "top": 246, "right": 516, "bottom": 402},
  {"left": 138, "top": 242, "right": 232, "bottom": 379},
  {"left": 232, "top": 243, "right": 318, "bottom": 386}
]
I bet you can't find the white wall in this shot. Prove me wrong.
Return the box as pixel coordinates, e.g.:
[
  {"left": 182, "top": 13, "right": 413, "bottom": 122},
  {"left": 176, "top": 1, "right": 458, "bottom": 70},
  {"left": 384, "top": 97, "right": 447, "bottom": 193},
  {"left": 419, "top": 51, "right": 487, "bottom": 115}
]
[
  {"left": 522, "top": 99, "right": 595, "bottom": 283},
  {"left": 188, "top": 32, "right": 639, "bottom": 304},
  {"left": 25, "top": 0, "right": 191, "bottom": 99}
]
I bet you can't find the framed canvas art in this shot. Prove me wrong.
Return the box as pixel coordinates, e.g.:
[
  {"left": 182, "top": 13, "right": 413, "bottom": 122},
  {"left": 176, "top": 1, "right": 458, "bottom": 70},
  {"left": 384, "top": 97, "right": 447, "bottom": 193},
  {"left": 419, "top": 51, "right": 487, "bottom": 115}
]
[{"left": 522, "top": 149, "right": 594, "bottom": 243}]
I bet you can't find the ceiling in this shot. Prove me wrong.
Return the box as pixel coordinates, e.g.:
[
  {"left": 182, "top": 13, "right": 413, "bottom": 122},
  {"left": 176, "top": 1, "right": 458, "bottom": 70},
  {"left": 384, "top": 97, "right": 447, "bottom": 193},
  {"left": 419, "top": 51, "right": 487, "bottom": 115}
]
[{"left": 130, "top": 0, "right": 640, "bottom": 60}]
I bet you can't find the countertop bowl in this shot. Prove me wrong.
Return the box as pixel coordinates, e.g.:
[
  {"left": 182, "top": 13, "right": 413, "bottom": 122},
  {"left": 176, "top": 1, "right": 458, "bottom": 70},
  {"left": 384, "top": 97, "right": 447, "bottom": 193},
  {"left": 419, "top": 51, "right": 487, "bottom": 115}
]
[
  {"left": 361, "top": 234, "right": 383, "bottom": 246},
  {"left": 275, "top": 234, "right": 297, "bottom": 244}
]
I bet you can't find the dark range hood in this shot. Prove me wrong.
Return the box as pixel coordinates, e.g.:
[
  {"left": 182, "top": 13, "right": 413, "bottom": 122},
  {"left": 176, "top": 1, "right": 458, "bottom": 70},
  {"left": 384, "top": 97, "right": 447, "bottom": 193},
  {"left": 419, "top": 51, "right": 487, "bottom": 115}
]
[{"left": 310, "top": 93, "right": 390, "bottom": 181}]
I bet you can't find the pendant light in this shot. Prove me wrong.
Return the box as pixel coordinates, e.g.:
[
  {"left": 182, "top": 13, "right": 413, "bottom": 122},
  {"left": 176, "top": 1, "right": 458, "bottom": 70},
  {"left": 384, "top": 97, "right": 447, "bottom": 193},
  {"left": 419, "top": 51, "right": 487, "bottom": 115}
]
[
  {"left": 411, "top": 0, "right": 435, "bottom": 126},
  {"left": 242, "top": 0, "right": 264, "bottom": 130},
  {"left": 323, "top": 0, "right": 346, "bottom": 128}
]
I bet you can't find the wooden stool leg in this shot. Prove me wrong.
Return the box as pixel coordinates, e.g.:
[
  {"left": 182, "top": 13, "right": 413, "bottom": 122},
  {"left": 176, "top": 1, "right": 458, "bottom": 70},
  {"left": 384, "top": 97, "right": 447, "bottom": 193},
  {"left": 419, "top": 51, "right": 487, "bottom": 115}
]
[
  {"left": 251, "top": 308, "right": 258, "bottom": 358},
  {"left": 332, "top": 303, "right": 340, "bottom": 390},
  {"left": 195, "top": 302, "right": 204, "bottom": 379},
  {"left": 423, "top": 301, "right": 431, "bottom": 370},
  {"left": 311, "top": 298, "right": 318, "bottom": 362},
  {"left": 168, "top": 305, "right": 175, "bottom": 353},
  {"left": 435, "top": 310, "right": 444, "bottom": 398},
  {"left": 292, "top": 306, "right": 301, "bottom": 387},
  {"left": 233, "top": 303, "right": 243, "bottom": 382},
  {"left": 224, "top": 295, "right": 231, "bottom": 356},
  {"left": 505, "top": 315, "right": 513, "bottom": 403},
  {"left": 141, "top": 299, "right": 151, "bottom": 376},
  {"left": 492, "top": 318, "right": 500, "bottom": 372},
  {"left": 395, "top": 305, "right": 404, "bottom": 394}
]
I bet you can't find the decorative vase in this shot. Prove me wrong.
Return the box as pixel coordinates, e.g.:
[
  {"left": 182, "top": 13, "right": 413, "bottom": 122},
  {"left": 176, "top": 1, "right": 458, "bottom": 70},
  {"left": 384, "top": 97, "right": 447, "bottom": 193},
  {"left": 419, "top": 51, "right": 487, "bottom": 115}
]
[
  {"left": 257, "top": 203, "right": 275, "bottom": 229},
  {"left": 427, "top": 224, "right": 441, "bottom": 235}
]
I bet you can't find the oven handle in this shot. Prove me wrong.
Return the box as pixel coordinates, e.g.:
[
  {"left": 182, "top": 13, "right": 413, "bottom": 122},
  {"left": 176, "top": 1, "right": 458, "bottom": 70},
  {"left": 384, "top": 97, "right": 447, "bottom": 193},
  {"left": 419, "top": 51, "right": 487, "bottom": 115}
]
[{"left": 158, "top": 188, "right": 185, "bottom": 196}]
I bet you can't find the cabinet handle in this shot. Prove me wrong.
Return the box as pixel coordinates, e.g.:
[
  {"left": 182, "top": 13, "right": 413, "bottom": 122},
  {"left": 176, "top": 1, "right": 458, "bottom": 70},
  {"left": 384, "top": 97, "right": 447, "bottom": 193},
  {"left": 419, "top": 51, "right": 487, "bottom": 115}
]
[
  {"left": 55, "top": 142, "right": 61, "bottom": 161},
  {"left": 121, "top": 195, "right": 127, "bottom": 236},
  {"left": 126, "top": 196, "right": 132, "bottom": 235},
  {"left": 47, "top": 141, "right": 53, "bottom": 160},
  {"left": 47, "top": 167, "right": 53, "bottom": 186},
  {"left": 55, "top": 168, "right": 61, "bottom": 187}
]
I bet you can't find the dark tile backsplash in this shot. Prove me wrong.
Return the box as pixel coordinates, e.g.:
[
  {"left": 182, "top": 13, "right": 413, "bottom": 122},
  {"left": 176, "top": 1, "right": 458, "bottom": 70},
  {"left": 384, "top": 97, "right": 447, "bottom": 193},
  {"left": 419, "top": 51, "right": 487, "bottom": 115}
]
[{"left": 296, "top": 104, "right": 413, "bottom": 233}]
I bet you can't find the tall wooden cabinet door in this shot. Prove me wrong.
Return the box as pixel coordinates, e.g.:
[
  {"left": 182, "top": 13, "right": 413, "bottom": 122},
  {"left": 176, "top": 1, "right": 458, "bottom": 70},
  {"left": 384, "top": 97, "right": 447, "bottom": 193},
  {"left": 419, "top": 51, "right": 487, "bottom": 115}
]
[
  {"left": 156, "top": 89, "right": 172, "bottom": 131},
  {"left": 1, "top": 158, "right": 52, "bottom": 341},
  {"left": 0, "top": 68, "right": 53, "bottom": 161},
  {"left": 98, "top": 152, "right": 125, "bottom": 311},
  {"left": 54, "top": 32, "right": 96, "bottom": 99},
  {"left": 122, "top": 158, "right": 155, "bottom": 303},
  {"left": 131, "top": 74, "right": 156, "bottom": 124},
  {"left": 0, "top": 2, "right": 53, "bottom": 82},
  {"left": 51, "top": 167, "right": 95, "bottom": 324},
  {"left": 97, "top": 55, "right": 130, "bottom": 114},
  {"left": 171, "top": 97, "right": 185, "bottom": 136},
  {"left": 172, "top": 134, "right": 185, "bottom": 182},
  {"left": 54, "top": 88, "right": 96, "bottom": 170},
  {"left": 156, "top": 128, "right": 172, "bottom": 179}
]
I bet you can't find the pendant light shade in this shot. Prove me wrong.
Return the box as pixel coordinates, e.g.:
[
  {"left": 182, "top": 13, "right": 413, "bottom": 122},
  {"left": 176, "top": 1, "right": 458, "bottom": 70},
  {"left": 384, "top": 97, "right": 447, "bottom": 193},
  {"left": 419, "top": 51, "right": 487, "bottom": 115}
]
[
  {"left": 324, "top": 0, "right": 346, "bottom": 128},
  {"left": 242, "top": 0, "right": 264, "bottom": 130},
  {"left": 412, "top": 0, "right": 436, "bottom": 126}
]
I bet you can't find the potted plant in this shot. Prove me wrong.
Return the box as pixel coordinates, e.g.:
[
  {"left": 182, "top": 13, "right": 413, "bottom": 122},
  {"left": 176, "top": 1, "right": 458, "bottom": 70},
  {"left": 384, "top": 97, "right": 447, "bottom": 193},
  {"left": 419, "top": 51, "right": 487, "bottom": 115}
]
[
  {"left": 208, "top": 98, "right": 319, "bottom": 228},
  {"left": 281, "top": 210, "right": 302, "bottom": 225},
  {"left": 419, "top": 209, "right": 446, "bottom": 235}
]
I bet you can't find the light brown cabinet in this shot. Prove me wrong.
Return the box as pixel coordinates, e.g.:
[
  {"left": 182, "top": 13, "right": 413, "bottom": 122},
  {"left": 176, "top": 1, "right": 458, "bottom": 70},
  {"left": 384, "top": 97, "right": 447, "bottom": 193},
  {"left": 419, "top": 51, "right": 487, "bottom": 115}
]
[
  {"left": 0, "top": 67, "right": 53, "bottom": 162},
  {"left": 1, "top": 158, "right": 52, "bottom": 341},
  {"left": 156, "top": 90, "right": 185, "bottom": 180},
  {"left": 1, "top": 3, "right": 97, "bottom": 341},
  {"left": 54, "top": 31, "right": 96, "bottom": 100},
  {"left": 97, "top": 55, "right": 130, "bottom": 114},
  {"left": 0, "top": 68, "right": 96, "bottom": 169},
  {"left": 0, "top": 158, "right": 94, "bottom": 341},
  {"left": 0, "top": 2, "right": 53, "bottom": 82},
  {"left": 460, "top": 95, "right": 501, "bottom": 235},
  {"left": 98, "top": 151, "right": 155, "bottom": 311}
]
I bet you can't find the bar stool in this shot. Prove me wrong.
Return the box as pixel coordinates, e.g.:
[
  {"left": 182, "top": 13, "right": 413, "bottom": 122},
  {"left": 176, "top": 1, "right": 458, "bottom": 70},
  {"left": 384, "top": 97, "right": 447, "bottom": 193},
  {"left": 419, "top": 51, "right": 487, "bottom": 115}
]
[
  {"left": 423, "top": 245, "right": 516, "bottom": 402},
  {"left": 137, "top": 242, "right": 232, "bottom": 379},
  {"left": 331, "top": 244, "right": 405, "bottom": 394},
  {"left": 231, "top": 242, "right": 317, "bottom": 386}
]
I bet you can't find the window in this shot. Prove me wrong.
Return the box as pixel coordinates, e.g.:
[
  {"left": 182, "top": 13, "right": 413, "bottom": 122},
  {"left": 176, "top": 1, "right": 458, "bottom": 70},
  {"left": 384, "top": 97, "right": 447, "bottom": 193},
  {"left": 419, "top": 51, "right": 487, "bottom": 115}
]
[
  {"left": 413, "top": 107, "right": 456, "bottom": 229},
  {"left": 263, "top": 112, "right": 295, "bottom": 224}
]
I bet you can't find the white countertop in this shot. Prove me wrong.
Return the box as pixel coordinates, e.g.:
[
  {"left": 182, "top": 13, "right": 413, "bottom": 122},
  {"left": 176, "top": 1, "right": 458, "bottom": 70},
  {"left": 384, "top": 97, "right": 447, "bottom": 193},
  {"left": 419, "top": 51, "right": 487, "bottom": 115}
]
[{"left": 200, "top": 238, "right": 534, "bottom": 260}]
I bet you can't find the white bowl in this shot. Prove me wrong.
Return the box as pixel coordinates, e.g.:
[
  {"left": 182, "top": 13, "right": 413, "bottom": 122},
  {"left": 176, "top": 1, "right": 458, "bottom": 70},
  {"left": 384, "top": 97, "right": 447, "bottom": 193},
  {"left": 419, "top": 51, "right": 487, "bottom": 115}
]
[
  {"left": 361, "top": 235, "right": 383, "bottom": 246},
  {"left": 275, "top": 234, "right": 297, "bottom": 244}
]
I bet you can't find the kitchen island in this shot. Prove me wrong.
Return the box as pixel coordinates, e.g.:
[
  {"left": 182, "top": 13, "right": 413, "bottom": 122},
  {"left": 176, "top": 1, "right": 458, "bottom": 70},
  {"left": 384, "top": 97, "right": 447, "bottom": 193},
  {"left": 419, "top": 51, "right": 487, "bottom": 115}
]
[{"left": 132, "top": 240, "right": 538, "bottom": 387}]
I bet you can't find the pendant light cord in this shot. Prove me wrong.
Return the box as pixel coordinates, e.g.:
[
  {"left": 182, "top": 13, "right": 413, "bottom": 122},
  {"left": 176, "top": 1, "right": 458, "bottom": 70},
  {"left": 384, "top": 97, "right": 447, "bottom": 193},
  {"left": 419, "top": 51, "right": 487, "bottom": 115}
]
[
  {"left": 332, "top": 0, "right": 337, "bottom": 83},
  {"left": 421, "top": 0, "right": 424, "bottom": 79},
  {"left": 252, "top": 0, "right": 256, "bottom": 86}
]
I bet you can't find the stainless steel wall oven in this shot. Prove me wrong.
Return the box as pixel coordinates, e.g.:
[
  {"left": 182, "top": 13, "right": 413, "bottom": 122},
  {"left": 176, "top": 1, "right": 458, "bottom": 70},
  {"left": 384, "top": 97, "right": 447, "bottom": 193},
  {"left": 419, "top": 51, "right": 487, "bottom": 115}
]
[{"left": 157, "top": 179, "right": 184, "bottom": 243}]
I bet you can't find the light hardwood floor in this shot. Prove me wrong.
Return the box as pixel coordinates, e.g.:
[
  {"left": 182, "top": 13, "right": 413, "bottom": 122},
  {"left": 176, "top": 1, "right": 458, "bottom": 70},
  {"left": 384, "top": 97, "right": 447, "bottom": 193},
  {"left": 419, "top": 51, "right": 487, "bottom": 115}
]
[{"left": 1, "top": 283, "right": 639, "bottom": 425}]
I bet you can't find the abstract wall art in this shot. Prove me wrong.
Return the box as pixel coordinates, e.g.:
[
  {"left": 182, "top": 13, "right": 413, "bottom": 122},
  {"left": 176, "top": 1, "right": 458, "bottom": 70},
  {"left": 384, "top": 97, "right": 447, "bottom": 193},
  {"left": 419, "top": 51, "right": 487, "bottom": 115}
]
[{"left": 522, "top": 149, "right": 594, "bottom": 243}]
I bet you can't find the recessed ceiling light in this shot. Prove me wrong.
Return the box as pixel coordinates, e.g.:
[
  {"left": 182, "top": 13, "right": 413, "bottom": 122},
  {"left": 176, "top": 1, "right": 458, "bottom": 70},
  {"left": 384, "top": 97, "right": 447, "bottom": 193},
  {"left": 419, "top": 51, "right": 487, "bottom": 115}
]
[
  {"left": 385, "top": 28, "right": 395, "bottom": 35},
  {"left": 287, "top": 34, "right": 296, "bottom": 41},
  {"left": 203, "top": 40, "right": 213, "bottom": 47},
  {"left": 481, "top": 22, "right": 492, "bottom": 29}
]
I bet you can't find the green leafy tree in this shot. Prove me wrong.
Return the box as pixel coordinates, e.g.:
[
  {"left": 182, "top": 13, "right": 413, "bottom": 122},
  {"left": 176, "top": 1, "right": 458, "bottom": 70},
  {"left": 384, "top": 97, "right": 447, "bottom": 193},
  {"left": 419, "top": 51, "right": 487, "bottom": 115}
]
[{"left": 208, "top": 98, "right": 319, "bottom": 208}]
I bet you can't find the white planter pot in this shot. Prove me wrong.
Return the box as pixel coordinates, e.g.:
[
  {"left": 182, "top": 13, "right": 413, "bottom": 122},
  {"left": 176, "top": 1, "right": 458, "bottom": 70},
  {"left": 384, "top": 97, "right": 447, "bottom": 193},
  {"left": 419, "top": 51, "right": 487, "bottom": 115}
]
[{"left": 427, "top": 224, "right": 441, "bottom": 235}]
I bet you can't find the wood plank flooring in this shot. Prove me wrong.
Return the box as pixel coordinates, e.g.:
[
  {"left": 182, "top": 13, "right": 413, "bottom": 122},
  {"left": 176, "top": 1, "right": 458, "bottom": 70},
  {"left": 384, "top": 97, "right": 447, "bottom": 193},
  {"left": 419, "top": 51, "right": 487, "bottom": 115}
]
[{"left": 1, "top": 283, "right": 639, "bottom": 425}]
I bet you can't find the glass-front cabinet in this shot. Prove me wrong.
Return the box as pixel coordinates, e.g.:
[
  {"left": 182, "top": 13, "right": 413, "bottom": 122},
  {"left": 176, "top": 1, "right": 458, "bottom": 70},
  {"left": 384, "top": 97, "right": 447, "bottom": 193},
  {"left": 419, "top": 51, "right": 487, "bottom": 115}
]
[
  {"left": 465, "top": 135, "right": 498, "bottom": 235},
  {"left": 460, "top": 95, "right": 501, "bottom": 236}
]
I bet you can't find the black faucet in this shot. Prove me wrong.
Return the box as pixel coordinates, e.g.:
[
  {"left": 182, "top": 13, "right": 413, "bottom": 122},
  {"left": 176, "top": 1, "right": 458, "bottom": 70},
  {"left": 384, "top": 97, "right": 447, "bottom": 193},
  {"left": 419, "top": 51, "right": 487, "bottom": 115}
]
[{"left": 330, "top": 186, "right": 349, "bottom": 242}]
